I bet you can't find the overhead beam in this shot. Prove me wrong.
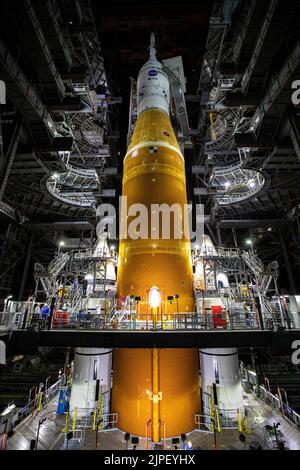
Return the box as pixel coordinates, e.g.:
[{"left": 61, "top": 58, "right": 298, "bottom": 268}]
[
  {"left": 23, "top": 220, "right": 94, "bottom": 230},
  {"left": 219, "top": 218, "right": 288, "bottom": 228},
  {"left": 21, "top": 0, "right": 65, "bottom": 100},
  {"left": 192, "top": 166, "right": 209, "bottom": 174},
  {"left": 7, "top": 329, "right": 300, "bottom": 353},
  {"left": 194, "top": 188, "right": 217, "bottom": 195}
]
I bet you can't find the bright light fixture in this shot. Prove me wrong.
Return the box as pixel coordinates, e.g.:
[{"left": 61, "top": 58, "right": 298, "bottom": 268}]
[
  {"left": 59, "top": 240, "right": 65, "bottom": 247},
  {"left": 149, "top": 286, "right": 161, "bottom": 308},
  {"left": 246, "top": 239, "right": 252, "bottom": 245}
]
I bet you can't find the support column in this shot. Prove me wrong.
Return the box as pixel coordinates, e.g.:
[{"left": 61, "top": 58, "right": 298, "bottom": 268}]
[
  {"left": 18, "top": 231, "right": 34, "bottom": 300},
  {"left": 250, "top": 348, "right": 259, "bottom": 396},
  {"left": 90, "top": 229, "right": 94, "bottom": 248},
  {"left": 48, "top": 296, "right": 56, "bottom": 330},
  {"left": 64, "top": 347, "right": 70, "bottom": 369},
  {"left": 151, "top": 347, "right": 160, "bottom": 443},
  {"left": 232, "top": 228, "right": 238, "bottom": 248},
  {"left": 216, "top": 225, "right": 222, "bottom": 246},
  {"left": 0, "top": 116, "right": 23, "bottom": 201},
  {"left": 0, "top": 106, "right": 4, "bottom": 175},
  {"left": 279, "top": 229, "right": 296, "bottom": 294}
]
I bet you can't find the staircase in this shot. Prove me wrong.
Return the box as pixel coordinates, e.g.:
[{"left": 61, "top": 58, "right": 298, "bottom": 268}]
[
  {"left": 259, "top": 261, "right": 278, "bottom": 295},
  {"left": 242, "top": 250, "right": 264, "bottom": 275},
  {"left": 48, "top": 252, "right": 69, "bottom": 277},
  {"left": 70, "top": 288, "right": 83, "bottom": 311},
  {"left": 108, "top": 297, "right": 135, "bottom": 326},
  {"left": 34, "top": 263, "right": 56, "bottom": 301},
  {"left": 242, "top": 252, "right": 278, "bottom": 296}
]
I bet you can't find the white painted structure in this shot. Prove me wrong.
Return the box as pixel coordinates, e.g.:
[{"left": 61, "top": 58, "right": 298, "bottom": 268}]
[
  {"left": 69, "top": 347, "right": 112, "bottom": 416},
  {"left": 137, "top": 33, "right": 170, "bottom": 117},
  {"left": 200, "top": 348, "right": 244, "bottom": 415}
]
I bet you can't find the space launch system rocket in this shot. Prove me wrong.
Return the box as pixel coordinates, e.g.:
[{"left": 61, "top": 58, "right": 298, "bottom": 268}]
[
  {"left": 68, "top": 35, "right": 244, "bottom": 443},
  {"left": 111, "top": 34, "right": 200, "bottom": 441}
]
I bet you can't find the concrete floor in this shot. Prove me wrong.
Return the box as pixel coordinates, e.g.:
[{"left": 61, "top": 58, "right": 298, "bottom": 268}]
[
  {"left": 6, "top": 390, "right": 300, "bottom": 450},
  {"left": 6, "top": 398, "right": 65, "bottom": 450}
]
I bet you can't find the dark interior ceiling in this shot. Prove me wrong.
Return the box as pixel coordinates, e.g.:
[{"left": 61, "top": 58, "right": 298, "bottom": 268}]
[{"left": 1, "top": 0, "right": 300, "bottom": 298}]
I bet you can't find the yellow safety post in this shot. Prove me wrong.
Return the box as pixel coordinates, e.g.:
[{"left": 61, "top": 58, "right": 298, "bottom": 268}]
[
  {"left": 38, "top": 392, "right": 43, "bottom": 411},
  {"left": 62, "top": 411, "right": 69, "bottom": 433},
  {"left": 105, "top": 298, "right": 109, "bottom": 316},
  {"left": 151, "top": 347, "right": 161, "bottom": 443},
  {"left": 209, "top": 392, "right": 215, "bottom": 432},
  {"left": 92, "top": 409, "right": 97, "bottom": 431},
  {"left": 237, "top": 409, "right": 243, "bottom": 433},
  {"left": 98, "top": 392, "right": 103, "bottom": 431},
  {"left": 209, "top": 392, "right": 217, "bottom": 449},
  {"left": 215, "top": 409, "right": 221, "bottom": 433},
  {"left": 243, "top": 415, "right": 251, "bottom": 434},
  {"left": 72, "top": 407, "right": 77, "bottom": 432}
]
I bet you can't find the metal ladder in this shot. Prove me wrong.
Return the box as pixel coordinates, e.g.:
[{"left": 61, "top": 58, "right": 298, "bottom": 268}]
[
  {"left": 108, "top": 298, "right": 135, "bottom": 325},
  {"left": 48, "top": 252, "right": 69, "bottom": 277}
]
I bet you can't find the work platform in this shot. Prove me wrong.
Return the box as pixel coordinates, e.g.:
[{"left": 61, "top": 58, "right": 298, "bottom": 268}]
[{"left": 6, "top": 329, "right": 300, "bottom": 352}]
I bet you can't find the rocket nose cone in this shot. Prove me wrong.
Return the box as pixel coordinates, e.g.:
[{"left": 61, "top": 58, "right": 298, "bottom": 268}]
[
  {"left": 140, "top": 32, "right": 161, "bottom": 71},
  {"left": 136, "top": 33, "right": 170, "bottom": 116},
  {"left": 149, "top": 32, "right": 157, "bottom": 60}
]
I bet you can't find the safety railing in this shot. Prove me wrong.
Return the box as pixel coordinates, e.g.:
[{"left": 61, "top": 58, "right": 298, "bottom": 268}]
[
  {"left": 217, "top": 173, "right": 265, "bottom": 206},
  {"left": 195, "top": 408, "right": 242, "bottom": 432},
  {"left": 48, "top": 252, "right": 69, "bottom": 276},
  {"left": 217, "top": 410, "right": 240, "bottom": 430},
  {"left": 194, "top": 414, "right": 213, "bottom": 432},
  {"left": 50, "top": 429, "right": 85, "bottom": 450},
  {"left": 193, "top": 246, "right": 266, "bottom": 277},
  {"left": 53, "top": 411, "right": 118, "bottom": 450},
  {"left": 72, "top": 248, "right": 117, "bottom": 262},
  {"left": 64, "top": 408, "right": 118, "bottom": 432},
  {"left": 258, "top": 385, "right": 300, "bottom": 429},
  {"left": 193, "top": 246, "right": 242, "bottom": 260},
  {"left": 0, "top": 312, "right": 11, "bottom": 328},
  {"left": 8, "top": 374, "right": 66, "bottom": 432},
  {"left": 46, "top": 311, "right": 261, "bottom": 331}
]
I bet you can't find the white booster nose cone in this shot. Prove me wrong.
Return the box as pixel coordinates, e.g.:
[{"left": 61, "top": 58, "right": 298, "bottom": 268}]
[{"left": 137, "top": 32, "right": 170, "bottom": 116}]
